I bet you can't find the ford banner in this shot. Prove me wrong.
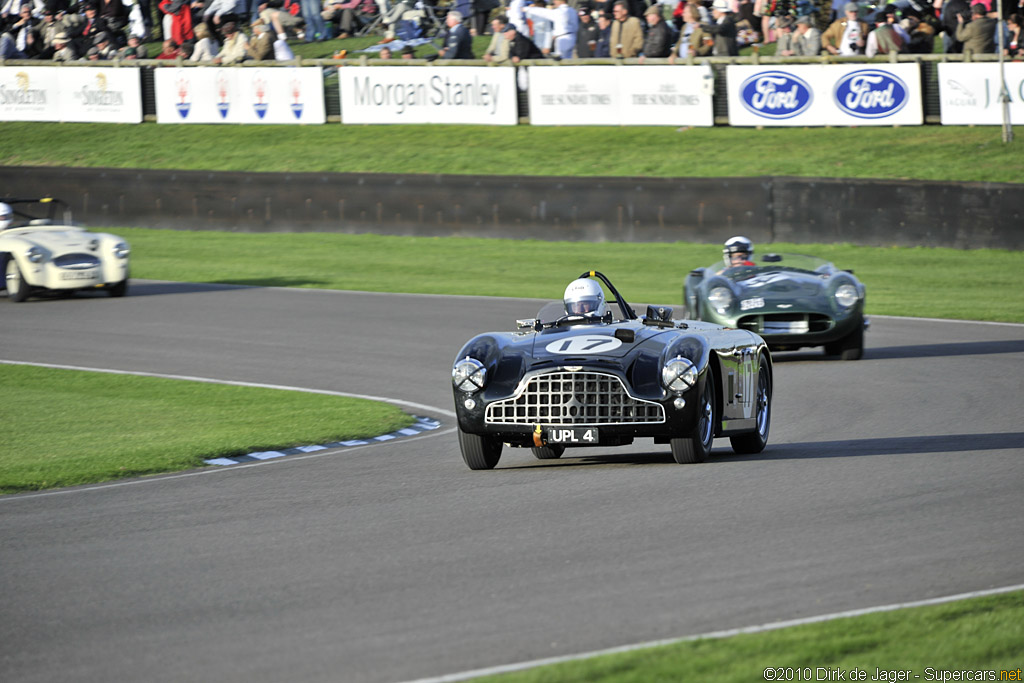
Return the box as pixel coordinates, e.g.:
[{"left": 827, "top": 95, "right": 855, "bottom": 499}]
[{"left": 728, "top": 64, "right": 921, "bottom": 127}]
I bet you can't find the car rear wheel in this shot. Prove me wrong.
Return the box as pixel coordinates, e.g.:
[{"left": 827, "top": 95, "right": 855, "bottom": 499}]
[
  {"left": 826, "top": 326, "right": 863, "bottom": 361},
  {"left": 457, "top": 426, "right": 502, "bottom": 470},
  {"left": 531, "top": 444, "right": 565, "bottom": 460},
  {"left": 5, "top": 259, "right": 30, "bottom": 302},
  {"left": 730, "top": 361, "right": 771, "bottom": 455},
  {"left": 670, "top": 373, "right": 715, "bottom": 464}
]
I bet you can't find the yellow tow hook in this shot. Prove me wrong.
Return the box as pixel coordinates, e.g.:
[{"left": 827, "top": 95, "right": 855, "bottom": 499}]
[{"left": 532, "top": 424, "right": 545, "bottom": 448}]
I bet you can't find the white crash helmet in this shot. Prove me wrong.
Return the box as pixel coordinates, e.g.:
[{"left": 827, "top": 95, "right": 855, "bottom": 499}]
[
  {"left": 723, "top": 235, "right": 754, "bottom": 267},
  {"left": 563, "top": 278, "right": 607, "bottom": 317},
  {"left": 0, "top": 202, "right": 12, "bottom": 230}
]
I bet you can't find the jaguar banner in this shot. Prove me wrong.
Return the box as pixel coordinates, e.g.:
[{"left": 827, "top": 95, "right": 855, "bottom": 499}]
[
  {"left": 937, "top": 63, "right": 1024, "bottom": 125},
  {"left": 726, "top": 64, "right": 922, "bottom": 127}
]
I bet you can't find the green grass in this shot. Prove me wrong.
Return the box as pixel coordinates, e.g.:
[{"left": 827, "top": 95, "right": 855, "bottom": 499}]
[
  {"left": 0, "top": 364, "right": 412, "bottom": 493},
  {"left": 472, "top": 590, "right": 1024, "bottom": 683},
  {"left": 2, "top": 122, "right": 1023, "bottom": 183},
  {"left": 118, "top": 228, "right": 1024, "bottom": 323}
]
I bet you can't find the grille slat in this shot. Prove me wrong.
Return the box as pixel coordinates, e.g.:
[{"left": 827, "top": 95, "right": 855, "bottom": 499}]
[{"left": 485, "top": 371, "right": 664, "bottom": 426}]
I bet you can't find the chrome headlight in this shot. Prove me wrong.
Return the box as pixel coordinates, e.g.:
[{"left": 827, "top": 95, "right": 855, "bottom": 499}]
[
  {"left": 835, "top": 284, "right": 859, "bottom": 308},
  {"left": 27, "top": 246, "right": 44, "bottom": 263},
  {"left": 661, "top": 356, "right": 697, "bottom": 393},
  {"left": 452, "top": 357, "right": 487, "bottom": 394},
  {"left": 113, "top": 242, "right": 130, "bottom": 259},
  {"left": 708, "top": 286, "right": 734, "bottom": 314}
]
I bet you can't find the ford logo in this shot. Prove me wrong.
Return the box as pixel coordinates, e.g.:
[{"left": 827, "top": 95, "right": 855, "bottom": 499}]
[
  {"left": 739, "top": 71, "right": 813, "bottom": 120},
  {"left": 834, "top": 69, "right": 909, "bottom": 119}
]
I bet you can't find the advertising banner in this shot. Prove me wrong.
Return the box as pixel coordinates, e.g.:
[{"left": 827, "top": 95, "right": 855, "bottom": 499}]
[
  {"left": 726, "top": 64, "right": 922, "bottom": 127},
  {"left": 0, "top": 66, "right": 141, "bottom": 123},
  {"left": 937, "top": 63, "right": 1024, "bottom": 125},
  {"left": 155, "top": 67, "right": 325, "bottom": 124},
  {"left": 338, "top": 66, "right": 517, "bottom": 125},
  {"left": 527, "top": 65, "right": 714, "bottom": 126}
]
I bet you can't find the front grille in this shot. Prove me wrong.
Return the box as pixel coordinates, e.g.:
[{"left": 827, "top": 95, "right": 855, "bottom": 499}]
[
  {"left": 739, "top": 313, "right": 832, "bottom": 335},
  {"left": 54, "top": 253, "right": 101, "bottom": 270},
  {"left": 485, "top": 371, "right": 664, "bottom": 426}
]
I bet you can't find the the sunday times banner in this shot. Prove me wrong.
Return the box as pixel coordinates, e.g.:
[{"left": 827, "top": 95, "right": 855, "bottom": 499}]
[
  {"left": 527, "top": 65, "right": 714, "bottom": 126},
  {"left": 338, "top": 66, "right": 517, "bottom": 125},
  {"left": 937, "top": 63, "right": 1024, "bottom": 125},
  {"left": 0, "top": 66, "right": 141, "bottom": 122},
  {"left": 155, "top": 67, "right": 325, "bottom": 124},
  {"left": 727, "top": 64, "right": 922, "bottom": 127}
]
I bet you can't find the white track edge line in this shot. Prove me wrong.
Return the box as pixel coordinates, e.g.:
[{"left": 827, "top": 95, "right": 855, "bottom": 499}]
[{"left": 398, "top": 583, "right": 1024, "bottom": 683}]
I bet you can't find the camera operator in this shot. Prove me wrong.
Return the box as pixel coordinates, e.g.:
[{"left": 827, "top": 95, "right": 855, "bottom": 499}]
[{"left": 822, "top": 1, "right": 867, "bottom": 54}]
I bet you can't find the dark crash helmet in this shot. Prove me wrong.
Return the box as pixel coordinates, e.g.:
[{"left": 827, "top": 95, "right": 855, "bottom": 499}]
[{"left": 723, "top": 235, "right": 754, "bottom": 268}]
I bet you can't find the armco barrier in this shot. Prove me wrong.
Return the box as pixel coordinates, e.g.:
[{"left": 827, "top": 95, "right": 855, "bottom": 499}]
[{"left": 2, "top": 166, "right": 1020, "bottom": 249}]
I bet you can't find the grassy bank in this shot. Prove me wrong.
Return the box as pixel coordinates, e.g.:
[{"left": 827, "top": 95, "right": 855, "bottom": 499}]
[
  {"left": 0, "top": 364, "right": 412, "bottom": 493},
  {"left": 120, "top": 229, "right": 1024, "bottom": 323},
  {"left": 2, "top": 122, "right": 1022, "bottom": 183}
]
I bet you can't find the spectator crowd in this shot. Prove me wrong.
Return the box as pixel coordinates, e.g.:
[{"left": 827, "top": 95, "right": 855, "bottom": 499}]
[{"left": 2, "top": 0, "right": 1023, "bottom": 62}]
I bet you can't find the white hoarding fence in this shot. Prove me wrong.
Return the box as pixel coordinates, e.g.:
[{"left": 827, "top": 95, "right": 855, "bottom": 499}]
[
  {"left": 0, "top": 66, "right": 142, "bottom": 123},
  {"left": 154, "top": 67, "right": 325, "bottom": 124},
  {"left": 338, "top": 66, "right": 517, "bottom": 125},
  {"left": 937, "top": 63, "right": 1024, "bottom": 125},
  {"left": 527, "top": 65, "right": 714, "bottom": 126},
  {"left": 726, "top": 64, "right": 922, "bottom": 127}
]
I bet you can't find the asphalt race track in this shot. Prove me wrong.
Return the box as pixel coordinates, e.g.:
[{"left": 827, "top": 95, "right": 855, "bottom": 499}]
[{"left": 2, "top": 282, "right": 1023, "bottom": 683}]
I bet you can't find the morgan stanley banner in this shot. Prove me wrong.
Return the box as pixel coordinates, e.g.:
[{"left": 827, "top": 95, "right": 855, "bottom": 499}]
[
  {"left": 154, "top": 67, "right": 325, "bottom": 125},
  {"left": 338, "top": 66, "right": 517, "bottom": 125},
  {"left": 726, "top": 64, "right": 922, "bottom": 127}
]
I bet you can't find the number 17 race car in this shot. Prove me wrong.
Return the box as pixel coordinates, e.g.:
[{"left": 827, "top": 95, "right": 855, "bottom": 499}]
[
  {"left": 451, "top": 271, "right": 773, "bottom": 470},
  {"left": 1, "top": 197, "right": 130, "bottom": 302}
]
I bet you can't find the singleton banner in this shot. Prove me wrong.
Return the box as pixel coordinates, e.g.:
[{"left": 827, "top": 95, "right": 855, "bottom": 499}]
[
  {"left": 527, "top": 65, "right": 714, "bottom": 126},
  {"left": 937, "top": 63, "right": 1024, "bottom": 125},
  {"left": 338, "top": 66, "right": 517, "bottom": 125},
  {"left": 155, "top": 67, "right": 325, "bottom": 124},
  {"left": 727, "top": 64, "right": 922, "bottom": 127},
  {"left": 0, "top": 66, "right": 141, "bottom": 123}
]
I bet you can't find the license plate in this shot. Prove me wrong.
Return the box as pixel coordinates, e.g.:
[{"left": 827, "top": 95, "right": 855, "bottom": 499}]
[
  {"left": 60, "top": 271, "right": 99, "bottom": 280},
  {"left": 547, "top": 427, "right": 599, "bottom": 444},
  {"left": 763, "top": 320, "right": 809, "bottom": 334}
]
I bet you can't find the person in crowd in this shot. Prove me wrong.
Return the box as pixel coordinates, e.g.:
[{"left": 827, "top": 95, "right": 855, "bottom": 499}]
[
  {"left": 822, "top": 1, "right": 867, "bottom": 54},
  {"left": 1006, "top": 12, "right": 1023, "bottom": 56},
  {"left": 258, "top": 0, "right": 303, "bottom": 39},
  {"left": 524, "top": 0, "right": 577, "bottom": 59},
  {"left": 774, "top": 15, "right": 796, "bottom": 54},
  {"left": 437, "top": 9, "right": 473, "bottom": 58},
  {"left": 792, "top": 14, "right": 822, "bottom": 54},
  {"left": 320, "top": 0, "right": 360, "bottom": 38},
  {"left": 214, "top": 18, "right": 248, "bottom": 61},
  {"left": 190, "top": 19, "right": 219, "bottom": 58},
  {"left": 92, "top": 28, "right": 116, "bottom": 56},
  {"left": 5, "top": 3, "right": 38, "bottom": 57},
  {"left": 865, "top": 8, "right": 904, "bottom": 55},
  {"left": 503, "top": 20, "right": 544, "bottom": 61},
  {"left": 155, "top": 36, "right": 181, "bottom": 56},
  {"left": 159, "top": 0, "right": 196, "bottom": 46},
  {"left": 609, "top": 0, "right": 641, "bottom": 57},
  {"left": 669, "top": 1, "right": 711, "bottom": 60},
  {"left": 96, "top": 0, "right": 128, "bottom": 40},
  {"left": 507, "top": 0, "right": 528, "bottom": 33},
  {"left": 470, "top": 0, "right": 499, "bottom": 36},
  {"left": 706, "top": 0, "right": 738, "bottom": 55},
  {"left": 245, "top": 16, "right": 273, "bottom": 56},
  {"left": 377, "top": 43, "right": 392, "bottom": 57},
  {"left": 594, "top": 11, "right": 611, "bottom": 55},
  {"left": 956, "top": 1, "right": 996, "bottom": 53},
  {"left": 900, "top": 14, "right": 934, "bottom": 53},
  {"left": 51, "top": 29, "right": 77, "bottom": 58},
  {"left": 27, "top": 5, "right": 63, "bottom": 59},
  {"left": 375, "top": 0, "right": 425, "bottom": 43},
  {"left": 298, "top": 0, "right": 327, "bottom": 40},
  {"left": 74, "top": 1, "right": 109, "bottom": 52},
  {"left": 638, "top": 4, "right": 672, "bottom": 60},
  {"left": 527, "top": 0, "right": 553, "bottom": 55},
  {"left": 483, "top": 14, "right": 511, "bottom": 62},
  {"left": 575, "top": 7, "right": 598, "bottom": 56},
  {"left": 117, "top": 32, "right": 146, "bottom": 56},
  {"left": 400, "top": 43, "right": 414, "bottom": 57},
  {"left": 941, "top": 0, "right": 971, "bottom": 52}
]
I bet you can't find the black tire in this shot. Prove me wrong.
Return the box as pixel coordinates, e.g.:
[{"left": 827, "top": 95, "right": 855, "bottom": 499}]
[
  {"left": 826, "top": 326, "right": 863, "bottom": 361},
  {"left": 107, "top": 279, "right": 128, "bottom": 297},
  {"left": 670, "top": 372, "right": 716, "bottom": 464},
  {"left": 6, "top": 258, "right": 30, "bottom": 302},
  {"left": 531, "top": 444, "right": 565, "bottom": 460},
  {"left": 457, "top": 426, "right": 502, "bottom": 470},
  {"left": 730, "top": 361, "right": 772, "bottom": 455}
]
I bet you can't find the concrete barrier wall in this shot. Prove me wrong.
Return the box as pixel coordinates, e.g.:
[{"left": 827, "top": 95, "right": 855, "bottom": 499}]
[{"left": 2, "top": 167, "right": 1020, "bottom": 249}]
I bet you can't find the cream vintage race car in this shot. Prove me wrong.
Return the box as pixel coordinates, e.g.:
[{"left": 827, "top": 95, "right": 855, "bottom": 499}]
[{"left": 1, "top": 198, "right": 130, "bottom": 302}]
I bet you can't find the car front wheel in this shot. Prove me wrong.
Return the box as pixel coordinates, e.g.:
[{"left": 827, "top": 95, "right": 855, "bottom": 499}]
[
  {"left": 826, "top": 325, "right": 863, "bottom": 361},
  {"left": 5, "top": 259, "right": 30, "bottom": 302},
  {"left": 107, "top": 279, "right": 128, "bottom": 297},
  {"left": 531, "top": 444, "right": 565, "bottom": 460},
  {"left": 670, "top": 372, "right": 716, "bottom": 464},
  {"left": 457, "top": 426, "right": 503, "bottom": 470}
]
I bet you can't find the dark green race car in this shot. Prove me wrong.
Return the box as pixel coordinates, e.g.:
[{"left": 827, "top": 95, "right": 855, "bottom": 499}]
[{"left": 683, "top": 252, "right": 868, "bottom": 360}]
